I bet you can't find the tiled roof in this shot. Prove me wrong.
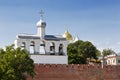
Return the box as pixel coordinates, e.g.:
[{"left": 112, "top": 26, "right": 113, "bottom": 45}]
[
  {"left": 17, "top": 34, "right": 40, "bottom": 39},
  {"left": 44, "top": 35, "right": 66, "bottom": 41},
  {"left": 17, "top": 34, "right": 66, "bottom": 41}
]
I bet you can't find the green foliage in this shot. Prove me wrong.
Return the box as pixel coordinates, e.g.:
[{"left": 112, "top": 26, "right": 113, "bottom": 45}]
[
  {"left": 96, "top": 50, "right": 101, "bottom": 57},
  {"left": 0, "top": 44, "right": 35, "bottom": 80},
  {"left": 67, "top": 40, "right": 98, "bottom": 64},
  {"left": 102, "top": 48, "right": 116, "bottom": 56}
]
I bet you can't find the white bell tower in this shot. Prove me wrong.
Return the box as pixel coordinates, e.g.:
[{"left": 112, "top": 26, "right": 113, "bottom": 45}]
[{"left": 36, "top": 11, "right": 46, "bottom": 39}]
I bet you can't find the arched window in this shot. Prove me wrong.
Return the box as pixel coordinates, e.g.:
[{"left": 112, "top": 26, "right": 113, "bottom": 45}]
[
  {"left": 59, "top": 44, "right": 63, "bottom": 55},
  {"left": 21, "top": 42, "right": 26, "bottom": 49},
  {"left": 50, "top": 42, "right": 55, "bottom": 55},
  {"left": 107, "top": 60, "right": 110, "bottom": 65},
  {"left": 39, "top": 41, "right": 45, "bottom": 54},
  {"left": 29, "top": 41, "right": 35, "bottom": 54}
]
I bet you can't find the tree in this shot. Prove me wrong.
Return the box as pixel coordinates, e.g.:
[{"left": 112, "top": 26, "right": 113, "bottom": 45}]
[
  {"left": 96, "top": 50, "right": 101, "bottom": 57},
  {"left": 67, "top": 40, "right": 98, "bottom": 64},
  {"left": 102, "top": 48, "right": 116, "bottom": 56},
  {"left": 0, "top": 44, "right": 35, "bottom": 80}
]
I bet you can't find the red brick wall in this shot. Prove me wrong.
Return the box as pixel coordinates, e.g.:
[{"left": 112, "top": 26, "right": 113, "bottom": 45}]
[{"left": 27, "top": 64, "right": 120, "bottom": 80}]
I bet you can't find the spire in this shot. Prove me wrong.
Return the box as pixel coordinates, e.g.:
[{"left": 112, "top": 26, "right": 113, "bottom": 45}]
[
  {"left": 39, "top": 10, "right": 44, "bottom": 20},
  {"left": 66, "top": 26, "right": 68, "bottom": 32},
  {"left": 37, "top": 10, "right": 46, "bottom": 27},
  {"left": 73, "top": 34, "right": 79, "bottom": 42}
]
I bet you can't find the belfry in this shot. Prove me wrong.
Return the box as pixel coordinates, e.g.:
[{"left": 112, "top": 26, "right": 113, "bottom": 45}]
[{"left": 14, "top": 13, "right": 70, "bottom": 64}]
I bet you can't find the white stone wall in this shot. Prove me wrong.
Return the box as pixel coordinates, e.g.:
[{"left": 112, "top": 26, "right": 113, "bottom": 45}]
[
  {"left": 30, "top": 55, "right": 68, "bottom": 64},
  {"left": 14, "top": 36, "right": 69, "bottom": 64},
  {"left": 37, "top": 27, "right": 45, "bottom": 39},
  {"left": 14, "top": 38, "right": 41, "bottom": 54},
  {"left": 105, "top": 54, "right": 120, "bottom": 65},
  {"left": 106, "top": 58, "right": 117, "bottom": 65}
]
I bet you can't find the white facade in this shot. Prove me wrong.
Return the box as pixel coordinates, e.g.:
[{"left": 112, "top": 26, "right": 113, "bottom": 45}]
[
  {"left": 14, "top": 16, "right": 69, "bottom": 64},
  {"left": 104, "top": 54, "right": 120, "bottom": 65},
  {"left": 30, "top": 55, "right": 68, "bottom": 64}
]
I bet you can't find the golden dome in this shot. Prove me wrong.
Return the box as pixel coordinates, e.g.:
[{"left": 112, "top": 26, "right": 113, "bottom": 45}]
[{"left": 63, "top": 28, "right": 73, "bottom": 41}]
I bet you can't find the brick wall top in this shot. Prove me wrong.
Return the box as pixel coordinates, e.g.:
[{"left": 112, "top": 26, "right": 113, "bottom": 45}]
[
  {"left": 34, "top": 64, "right": 120, "bottom": 69},
  {"left": 27, "top": 64, "right": 120, "bottom": 80}
]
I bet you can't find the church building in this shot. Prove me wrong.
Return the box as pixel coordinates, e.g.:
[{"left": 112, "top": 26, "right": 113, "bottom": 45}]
[{"left": 14, "top": 12, "right": 78, "bottom": 64}]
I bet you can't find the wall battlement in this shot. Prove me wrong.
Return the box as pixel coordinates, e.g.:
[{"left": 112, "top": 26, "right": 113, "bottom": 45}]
[{"left": 27, "top": 64, "right": 120, "bottom": 80}]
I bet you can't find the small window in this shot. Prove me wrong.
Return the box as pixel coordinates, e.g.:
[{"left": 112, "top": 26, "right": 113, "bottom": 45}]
[
  {"left": 21, "top": 42, "right": 26, "bottom": 49},
  {"left": 113, "top": 59, "right": 115, "bottom": 63},
  {"left": 118, "top": 60, "right": 120, "bottom": 63},
  {"left": 107, "top": 60, "right": 110, "bottom": 64}
]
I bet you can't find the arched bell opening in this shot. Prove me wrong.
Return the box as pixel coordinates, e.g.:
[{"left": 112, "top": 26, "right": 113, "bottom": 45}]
[{"left": 50, "top": 42, "right": 55, "bottom": 55}]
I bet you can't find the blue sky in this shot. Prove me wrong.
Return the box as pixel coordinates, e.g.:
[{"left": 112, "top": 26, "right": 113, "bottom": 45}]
[{"left": 0, "top": 0, "right": 120, "bottom": 52}]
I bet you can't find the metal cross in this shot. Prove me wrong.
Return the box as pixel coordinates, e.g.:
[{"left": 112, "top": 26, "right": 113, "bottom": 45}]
[{"left": 39, "top": 10, "right": 44, "bottom": 19}]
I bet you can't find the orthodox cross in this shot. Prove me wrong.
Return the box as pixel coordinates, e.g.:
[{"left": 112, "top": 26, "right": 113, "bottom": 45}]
[{"left": 39, "top": 10, "right": 44, "bottom": 19}]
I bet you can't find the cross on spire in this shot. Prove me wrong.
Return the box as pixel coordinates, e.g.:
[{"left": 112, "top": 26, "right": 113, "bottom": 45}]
[{"left": 39, "top": 10, "right": 44, "bottom": 19}]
